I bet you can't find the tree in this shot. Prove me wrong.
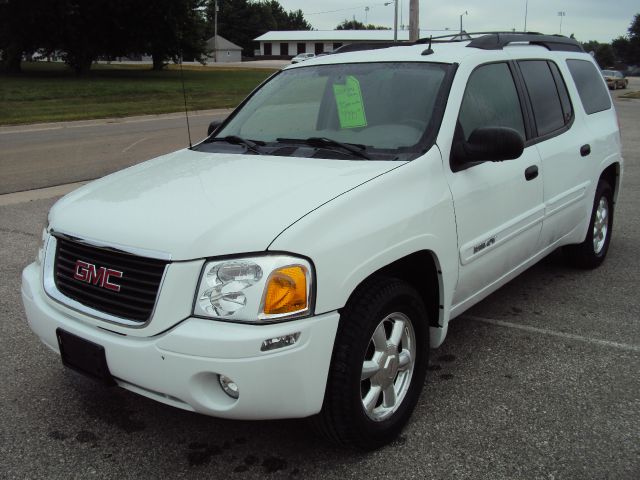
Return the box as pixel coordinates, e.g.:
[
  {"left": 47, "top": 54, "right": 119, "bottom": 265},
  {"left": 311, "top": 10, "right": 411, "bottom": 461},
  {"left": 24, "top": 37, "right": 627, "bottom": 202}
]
[
  {"left": 336, "top": 19, "right": 390, "bottom": 30},
  {"left": 627, "top": 13, "right": 640, "bottom": 65},
  {"left": 581, "top": 40, "right": 615, "bottom": 68},
  {"left": 286, "top": 9, "right": 312, "bottom": 30},
  {"left": 205, "top": 0, "right": 311, "bottom": 57},
  {"left": 629, "top": 13, "right": 640, "bottom": 39},
  {"left": 207, "top": 0, "right": 268, "bottom": 56},
  {"left": 133, "top": 0, "right": 208, "bottom": 70},
  {"left": 41, "top": 0, "right": 141, "bottom": 76},
  {"left": 609, "top": 13, "right": 640, "bottom": 66},
  {"left": 263, "top": 1, "right": 311, "bottom": 30},
  {"left": 0, "top": 0, "right": 50, "bottom": 73},
  {"left": 1, "top": 0, "right": 209, "bottom": 75},
  {"left": 595, "top": 43, "right": 616, "bottom": 68},
  {"left": 612, "top": 36, "right": 632, "bottom": 64}
]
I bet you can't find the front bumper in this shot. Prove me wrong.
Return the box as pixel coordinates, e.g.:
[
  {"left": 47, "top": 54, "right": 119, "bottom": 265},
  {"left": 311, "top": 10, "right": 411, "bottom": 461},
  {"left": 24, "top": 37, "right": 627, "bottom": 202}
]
[{"left": 22, "top": 262, "right": 339, "bottom": 419}]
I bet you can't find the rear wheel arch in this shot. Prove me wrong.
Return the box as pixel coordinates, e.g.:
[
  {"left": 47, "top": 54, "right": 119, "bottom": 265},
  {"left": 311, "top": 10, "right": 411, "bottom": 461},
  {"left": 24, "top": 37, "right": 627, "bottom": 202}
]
[{"left": 600, "top": 162, "right": 620, "bottom": 203}]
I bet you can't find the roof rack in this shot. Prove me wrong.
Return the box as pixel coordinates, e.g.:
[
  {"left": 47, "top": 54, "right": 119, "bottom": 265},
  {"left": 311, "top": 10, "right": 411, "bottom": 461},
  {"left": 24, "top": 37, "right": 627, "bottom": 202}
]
[
  {"left": 332, "top": 42, "right": 399, "bottom": 54},
  {"left": 329, "top": 32, "right": 584, "bottom": 55},
  {"left": 415, "top": 31, "right": 584, "bottom": 52}
]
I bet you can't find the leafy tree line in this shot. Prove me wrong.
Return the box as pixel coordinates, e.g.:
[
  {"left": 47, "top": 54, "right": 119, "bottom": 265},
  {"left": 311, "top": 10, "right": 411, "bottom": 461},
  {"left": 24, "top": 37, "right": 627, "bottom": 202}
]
[
  {"left": 336, "top": 19, "right": 390, "bottom": 30},
  {"left": 0, "top": 0, "right": 311, "bottom": 75},
  {"left": 208, "top": 0, "right": 310, "bottom": 58},
  {"left": 581, "top": 13, "right": 640, "bottom": 68}
]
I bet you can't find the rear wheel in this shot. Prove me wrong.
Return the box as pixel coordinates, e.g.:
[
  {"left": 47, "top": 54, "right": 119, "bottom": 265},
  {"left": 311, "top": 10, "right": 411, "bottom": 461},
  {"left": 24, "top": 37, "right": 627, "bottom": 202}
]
[
  {"left": 313, "top": 277, "right": 429, "bottom": 450},
  {"left": 564, "top": 180, "right": 614, "bottom": 269}
]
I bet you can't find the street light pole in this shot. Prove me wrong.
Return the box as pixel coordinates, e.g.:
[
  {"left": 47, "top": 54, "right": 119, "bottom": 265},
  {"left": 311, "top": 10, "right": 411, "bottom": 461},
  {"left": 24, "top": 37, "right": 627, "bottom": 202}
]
[
  {"left": 460, "top": 10, "right": 468, "bottom": 33},
  {"left": 384, "top": 1, "right": 398, "bottom": 42},
  {"left": 558, "top": 11, "right": 566, "bottom": 35},
  {"left": 524, "top": 0, "right": 528, "bottom": 31}
]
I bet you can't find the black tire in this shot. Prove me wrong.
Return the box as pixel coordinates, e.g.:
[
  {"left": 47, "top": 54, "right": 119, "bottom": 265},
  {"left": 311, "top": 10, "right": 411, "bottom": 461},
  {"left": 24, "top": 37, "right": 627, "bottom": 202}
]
[
  {"left": 313, "top": 276, "right": 429, "bottom": 450},
  {"left": 564, "top": 180, "right": 614, "bottom": 269}
]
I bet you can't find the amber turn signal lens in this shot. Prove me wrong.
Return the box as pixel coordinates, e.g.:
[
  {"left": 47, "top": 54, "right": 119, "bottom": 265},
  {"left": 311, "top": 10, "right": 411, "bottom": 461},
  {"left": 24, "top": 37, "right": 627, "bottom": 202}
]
[{"left": 263, "top": 266, "right": 308, "bottom": 315}]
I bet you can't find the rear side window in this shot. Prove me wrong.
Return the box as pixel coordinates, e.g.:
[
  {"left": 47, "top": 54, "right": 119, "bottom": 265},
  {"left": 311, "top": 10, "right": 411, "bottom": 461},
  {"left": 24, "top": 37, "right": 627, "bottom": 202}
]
[
  {"left": 548, "top": 62, "right": 573, "bottom": 124},
  {"left": 518, "top": 60, "right": 565, "bottom": 136},
  {"left": 458, "top": 63, "right": 525, "bottom": 141},
  {"left": 566, "top": 59, "right": 611, "bottom": 114}
]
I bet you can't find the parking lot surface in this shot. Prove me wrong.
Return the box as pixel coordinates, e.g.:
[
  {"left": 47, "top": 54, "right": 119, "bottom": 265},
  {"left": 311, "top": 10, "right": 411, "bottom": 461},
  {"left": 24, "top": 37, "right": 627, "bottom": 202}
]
[
  {"left": 0, "top": 109, "right": 232, "bottom": 194},
  {"left": 1, "top": 84, "right": 638, "bottom": 479}
]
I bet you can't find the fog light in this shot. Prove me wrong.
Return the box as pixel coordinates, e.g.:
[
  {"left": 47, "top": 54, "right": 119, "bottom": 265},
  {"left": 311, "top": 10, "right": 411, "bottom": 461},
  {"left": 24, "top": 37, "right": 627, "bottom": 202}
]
[
  {"left": 260, "top": 332, "right": 301, "bottom": 352},
  {"left": 218, "top": 375, "right": 239, "bottom": 399}
]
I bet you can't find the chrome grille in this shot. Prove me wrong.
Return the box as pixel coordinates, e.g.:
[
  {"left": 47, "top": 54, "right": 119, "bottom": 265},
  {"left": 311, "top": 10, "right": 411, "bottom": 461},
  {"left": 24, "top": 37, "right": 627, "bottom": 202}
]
[{"left": 53, "top": 237, "right": 168, "bottom": 323}]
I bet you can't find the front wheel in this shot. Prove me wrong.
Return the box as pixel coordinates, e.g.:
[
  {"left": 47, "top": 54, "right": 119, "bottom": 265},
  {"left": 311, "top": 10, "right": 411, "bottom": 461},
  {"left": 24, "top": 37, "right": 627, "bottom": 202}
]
[
  {"left": 564, "top": 179, "right": 614, "bottom": 269},
  {"left": 313, "top": 277, "right": 429, "bottom": 450}
]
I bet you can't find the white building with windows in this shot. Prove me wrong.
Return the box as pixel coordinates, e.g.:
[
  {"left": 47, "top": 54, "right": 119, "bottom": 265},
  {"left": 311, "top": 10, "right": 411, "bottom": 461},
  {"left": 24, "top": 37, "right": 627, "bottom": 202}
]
[{"left": 254, "top": 30, "right": 423, "bottom": 58}]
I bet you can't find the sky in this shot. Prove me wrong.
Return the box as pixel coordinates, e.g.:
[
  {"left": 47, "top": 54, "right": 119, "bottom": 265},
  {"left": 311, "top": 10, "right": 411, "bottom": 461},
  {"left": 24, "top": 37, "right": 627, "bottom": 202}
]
[{"left": 277, "top": 0, "right": 638, "bottom": 43}]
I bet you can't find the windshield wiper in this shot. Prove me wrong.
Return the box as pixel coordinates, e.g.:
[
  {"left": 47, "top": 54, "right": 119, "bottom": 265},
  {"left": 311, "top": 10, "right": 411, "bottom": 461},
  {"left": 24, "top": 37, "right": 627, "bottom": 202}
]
[
  {"left": 208, "top": 135, "right": 265, "bottom": 155},
  {"left": 276, "top": 137, "right": 370, "bottom": 160}
]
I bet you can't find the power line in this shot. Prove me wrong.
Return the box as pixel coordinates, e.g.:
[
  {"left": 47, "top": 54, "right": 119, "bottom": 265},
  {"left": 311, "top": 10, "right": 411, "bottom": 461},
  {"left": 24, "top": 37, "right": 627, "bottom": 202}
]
[{"left": 305, "top": 3, "right": 389, "bottom": 16}]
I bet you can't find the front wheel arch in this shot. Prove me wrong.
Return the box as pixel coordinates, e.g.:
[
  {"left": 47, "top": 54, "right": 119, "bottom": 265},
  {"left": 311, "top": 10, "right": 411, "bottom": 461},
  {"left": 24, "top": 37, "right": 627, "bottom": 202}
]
[{"left": 344, "top": 250, "right": 443, "bottom": 329}]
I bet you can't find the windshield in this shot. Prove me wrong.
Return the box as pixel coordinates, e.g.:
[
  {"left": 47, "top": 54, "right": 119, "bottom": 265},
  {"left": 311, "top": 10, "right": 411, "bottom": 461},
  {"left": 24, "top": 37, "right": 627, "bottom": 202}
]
[
  {"left": 197, "top": 62, "right": 452, "bottom": 160},
  {"left": 602, "top": 70, "right": 616, "bottom": 76}
]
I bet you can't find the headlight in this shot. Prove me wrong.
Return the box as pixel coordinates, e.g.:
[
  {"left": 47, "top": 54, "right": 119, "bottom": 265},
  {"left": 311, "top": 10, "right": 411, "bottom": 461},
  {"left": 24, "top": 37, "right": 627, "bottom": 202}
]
[{"left": 193, "top": 255, "right": 313, "bottom": 323}]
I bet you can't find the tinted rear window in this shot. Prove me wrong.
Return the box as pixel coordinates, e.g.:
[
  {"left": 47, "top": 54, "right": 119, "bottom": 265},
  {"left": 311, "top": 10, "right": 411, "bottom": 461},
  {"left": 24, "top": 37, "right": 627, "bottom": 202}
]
[
  {"left": 566, "top": 60, "right": 611, "bottom": 114},
  {"left": 519, "top": 60, "right": 565, "bottom": 136},
  {"left": 548, "top": 62, "right": 573, "bottom": 125}
]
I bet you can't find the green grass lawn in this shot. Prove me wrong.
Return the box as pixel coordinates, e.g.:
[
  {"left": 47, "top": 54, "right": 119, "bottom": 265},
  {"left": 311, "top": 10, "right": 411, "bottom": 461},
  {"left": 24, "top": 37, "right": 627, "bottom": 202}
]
[{"left": 0, "top": 62, "right": 276, "bottom": 125}]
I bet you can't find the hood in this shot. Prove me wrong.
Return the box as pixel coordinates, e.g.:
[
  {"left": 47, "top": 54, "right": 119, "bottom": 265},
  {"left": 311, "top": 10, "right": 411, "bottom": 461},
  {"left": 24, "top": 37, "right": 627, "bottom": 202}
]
[{"left": 50, "top": 149, "right": 400, "bottom": 260}]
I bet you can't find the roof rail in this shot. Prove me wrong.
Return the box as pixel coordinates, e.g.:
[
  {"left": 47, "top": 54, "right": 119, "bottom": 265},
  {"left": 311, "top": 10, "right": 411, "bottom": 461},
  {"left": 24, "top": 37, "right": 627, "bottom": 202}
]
[
  {"left": 414, "top": 31, "right": 478, "bottom": 43},
  {"left": 333, "top": 42, "right": 401, "bottom": 54},
  {"left": 414, "top": 31, "right": 584, "bottom": 53},
  {"left": 468, "top": 33, "right": 583, "bottom": 52}
]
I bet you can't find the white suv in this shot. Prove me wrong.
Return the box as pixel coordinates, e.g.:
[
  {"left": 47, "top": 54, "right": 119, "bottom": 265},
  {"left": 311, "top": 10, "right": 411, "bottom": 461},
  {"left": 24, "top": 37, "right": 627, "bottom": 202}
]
[{"left": 22, "top": 33, "right": 622, "bottom": 450}]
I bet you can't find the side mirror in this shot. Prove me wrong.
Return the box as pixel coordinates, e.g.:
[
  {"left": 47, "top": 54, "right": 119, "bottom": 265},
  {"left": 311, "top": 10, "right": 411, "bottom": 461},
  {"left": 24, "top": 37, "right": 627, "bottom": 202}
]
[
  {"left": 456, "top": 127, "right": 524, "bottom": 164},
  {"left": 207, "top": 120, "right": 223, "bottom": 136}
]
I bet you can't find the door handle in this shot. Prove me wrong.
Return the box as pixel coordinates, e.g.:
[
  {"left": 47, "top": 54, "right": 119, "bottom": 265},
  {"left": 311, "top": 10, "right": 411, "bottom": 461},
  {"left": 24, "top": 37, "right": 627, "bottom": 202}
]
[
  {"left": 525, "top": 165, "right": 538, "bottom": 181},
  {"left": 580, "top": 144, "right": 591, "bottom": 157}
]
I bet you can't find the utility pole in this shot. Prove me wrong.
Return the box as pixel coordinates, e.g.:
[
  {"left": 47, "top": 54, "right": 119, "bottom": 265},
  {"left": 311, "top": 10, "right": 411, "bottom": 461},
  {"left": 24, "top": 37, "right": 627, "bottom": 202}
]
[
  {"left": 409, "top": 0, "right": 419, "bottom": 41},
  {"left": 394, "top": 0, "right": 398, "bottom": 41},
  {"left": 214, "top": 0, "right": 219, "bottom": 63},
  {"left": 524, "top": 0, "right": 528, "bottom": 31}
]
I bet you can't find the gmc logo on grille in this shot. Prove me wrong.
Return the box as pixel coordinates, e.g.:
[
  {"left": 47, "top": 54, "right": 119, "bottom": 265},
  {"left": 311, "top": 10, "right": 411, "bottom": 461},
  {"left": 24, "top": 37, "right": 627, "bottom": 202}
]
[{"left": 73, "top": 260, "right": 123, "bottom": 292}]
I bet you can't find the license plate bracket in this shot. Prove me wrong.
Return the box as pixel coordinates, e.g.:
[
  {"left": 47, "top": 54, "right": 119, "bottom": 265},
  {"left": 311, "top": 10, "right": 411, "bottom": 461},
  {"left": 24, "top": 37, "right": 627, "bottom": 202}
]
[{"left": 56, "top": 328, "right": 115, "bottom": 386}]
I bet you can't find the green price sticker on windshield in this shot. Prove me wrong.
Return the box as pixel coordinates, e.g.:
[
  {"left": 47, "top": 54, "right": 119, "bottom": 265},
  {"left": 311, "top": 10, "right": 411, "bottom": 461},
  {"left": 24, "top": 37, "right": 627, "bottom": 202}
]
[{"left": 333, "top": 75, "right": 368, "bottom": 129}]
